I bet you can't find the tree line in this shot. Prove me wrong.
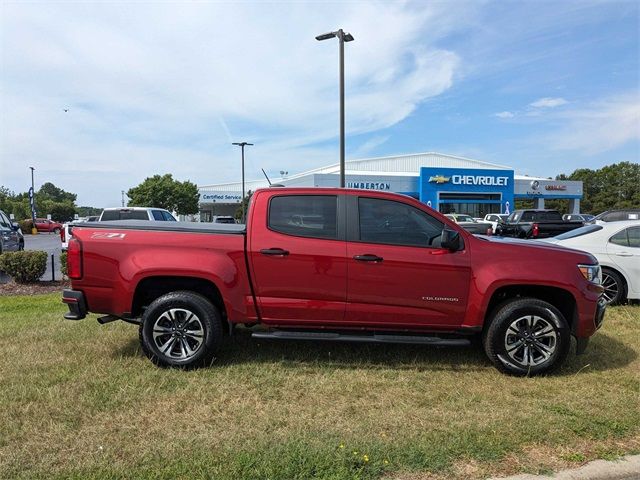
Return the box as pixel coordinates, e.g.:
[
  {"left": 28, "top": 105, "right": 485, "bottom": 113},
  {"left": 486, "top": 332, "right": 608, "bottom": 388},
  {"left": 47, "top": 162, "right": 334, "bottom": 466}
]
[{"left": 0, "top": 174, "right": 199, "bottom": 222}]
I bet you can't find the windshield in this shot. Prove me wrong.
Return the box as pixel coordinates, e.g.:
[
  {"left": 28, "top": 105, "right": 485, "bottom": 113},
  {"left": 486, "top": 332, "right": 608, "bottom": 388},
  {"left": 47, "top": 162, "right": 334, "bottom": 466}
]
[{"left": 555, "top": 224, "right": 603, "bottom": 240}]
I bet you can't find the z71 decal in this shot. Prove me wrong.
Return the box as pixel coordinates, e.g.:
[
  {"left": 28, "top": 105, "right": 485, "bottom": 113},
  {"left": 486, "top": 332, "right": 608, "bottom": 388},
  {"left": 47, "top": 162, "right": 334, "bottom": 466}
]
[{"left": 90, "top": 232, "right": 126, "bottom": 239}]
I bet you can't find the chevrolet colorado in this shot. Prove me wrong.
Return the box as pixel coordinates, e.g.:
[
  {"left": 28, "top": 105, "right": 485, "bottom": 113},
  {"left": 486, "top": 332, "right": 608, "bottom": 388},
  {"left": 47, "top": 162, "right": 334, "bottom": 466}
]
[{"left": 63, "top": 188, "right": 606, "bottom": 375}]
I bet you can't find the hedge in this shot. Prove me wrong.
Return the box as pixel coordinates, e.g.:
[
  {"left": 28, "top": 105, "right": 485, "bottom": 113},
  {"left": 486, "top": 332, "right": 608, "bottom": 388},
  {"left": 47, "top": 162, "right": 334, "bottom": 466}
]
[
  {"left": 18, "top": 219, "right": 33, "bottom": 234},
  {"left": 0, "top": 250, "right": 47, "bottom": 283},
  {"left": 60, "top": 251, "right": 68, "bottom": 278}
]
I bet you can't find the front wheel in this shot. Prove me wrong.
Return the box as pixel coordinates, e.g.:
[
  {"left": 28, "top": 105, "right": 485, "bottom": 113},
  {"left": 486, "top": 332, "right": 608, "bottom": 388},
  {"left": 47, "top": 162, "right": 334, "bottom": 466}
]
[
  {"left": 601, "top": 268, "right": 626, "bottom": 305},
  {"left": 140, "top": 291, "right": 223, "bottom": 368},
  {"left": 53, "top": 228, "right": 61, "bottom": 234},
  {"left": 484, "top": 298, "right": 570, "bottom": 376}
]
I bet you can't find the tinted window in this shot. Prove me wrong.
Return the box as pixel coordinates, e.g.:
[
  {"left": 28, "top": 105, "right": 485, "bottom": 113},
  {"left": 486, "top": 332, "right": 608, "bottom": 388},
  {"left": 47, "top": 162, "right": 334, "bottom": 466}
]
[
  {"left": 628, "top": 228, "right": 640, "bottom": 248},
  {"left": 0, "top": 212, "right": 10, "bottom": 228},
  {"left": 358, "top": 197, "right": 444, "bottom": 248},
  {"left": 268, "top": 195, "right": 337, "bottom": 239},
  {"left": 609, "top": 229, "right": 629, "bottom": 247},
  {"left": 101, "top": 210, "right": 149, "bottom": 221},
  {"left": 152, "top": 210, "right": 164, "bottom": 220},
  {"left": 555, "top": 224, "right": 603, "bottom": 240},
  {"left": 214, "top": 217, "right": 236, "bottom": 224},
  {"left": 162, "top": 211, "right": 176, "bottom": 221}
]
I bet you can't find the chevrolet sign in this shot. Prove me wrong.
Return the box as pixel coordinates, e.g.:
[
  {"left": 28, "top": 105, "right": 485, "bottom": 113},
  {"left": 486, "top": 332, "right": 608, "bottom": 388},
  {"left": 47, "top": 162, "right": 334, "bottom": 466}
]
[{"left": 452, "top": 175, "right": 509, "bottom": 186}]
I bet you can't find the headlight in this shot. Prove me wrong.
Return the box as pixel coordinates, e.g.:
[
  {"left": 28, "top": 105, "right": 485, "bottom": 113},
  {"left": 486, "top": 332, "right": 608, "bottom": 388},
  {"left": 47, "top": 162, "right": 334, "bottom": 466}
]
[{"left": 578, "top": 264, "right": 601, "bottom": 284}]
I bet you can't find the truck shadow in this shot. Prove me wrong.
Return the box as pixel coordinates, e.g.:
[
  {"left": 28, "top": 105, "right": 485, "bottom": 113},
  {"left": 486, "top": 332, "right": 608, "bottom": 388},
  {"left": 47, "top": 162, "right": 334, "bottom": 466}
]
[{"left": 115, "top": 330, "right": 635, "bottom": 375}]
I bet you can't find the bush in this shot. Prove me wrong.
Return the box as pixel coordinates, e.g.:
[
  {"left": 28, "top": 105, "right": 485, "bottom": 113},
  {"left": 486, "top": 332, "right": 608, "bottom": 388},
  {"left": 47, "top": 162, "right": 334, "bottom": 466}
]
[
  {"left": 0, "top": 251, "right": 47, "bottom": 283},
  {"left": 60, "top": 251, "right": 68, "bottom": 278},
  {"left": 18, "top": 219, "right": 33, "bottom": 234}
]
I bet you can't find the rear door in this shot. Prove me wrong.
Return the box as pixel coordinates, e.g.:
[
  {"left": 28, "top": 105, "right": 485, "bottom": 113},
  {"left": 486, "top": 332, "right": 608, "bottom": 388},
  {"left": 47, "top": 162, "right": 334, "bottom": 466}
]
[
  {"left": 607, "top": 226, "right": 640, "bottom": 295},
  {"left": 345, "top": 196, "right": 471, "bottom": 328},
  {"left": 249, "top": 193, "right": 347, "bottom": 325}
]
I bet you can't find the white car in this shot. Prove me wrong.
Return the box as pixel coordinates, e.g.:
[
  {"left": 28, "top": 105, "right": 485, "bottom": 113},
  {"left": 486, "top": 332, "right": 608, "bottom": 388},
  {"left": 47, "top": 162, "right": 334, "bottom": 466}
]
[
  {"left": 483, "top": 213, "right": 509, "bottom": 232},
  {"left": 99, "top": 207, "right": 177, "bottom": 221},
  {"left": 540, "top": 221, "right": 640, "bottom": 305}
]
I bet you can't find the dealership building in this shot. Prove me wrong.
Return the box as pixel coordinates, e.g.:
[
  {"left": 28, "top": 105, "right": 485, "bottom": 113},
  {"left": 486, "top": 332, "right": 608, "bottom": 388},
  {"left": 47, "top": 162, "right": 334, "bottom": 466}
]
[{"left": 197, "top": 152, "right": 583, "bottom": 221}]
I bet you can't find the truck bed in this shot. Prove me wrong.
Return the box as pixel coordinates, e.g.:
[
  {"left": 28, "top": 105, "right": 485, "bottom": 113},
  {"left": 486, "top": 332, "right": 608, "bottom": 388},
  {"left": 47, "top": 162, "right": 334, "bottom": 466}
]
[{"left": 71, "top": 220, "right": 246, "bottom": 235}]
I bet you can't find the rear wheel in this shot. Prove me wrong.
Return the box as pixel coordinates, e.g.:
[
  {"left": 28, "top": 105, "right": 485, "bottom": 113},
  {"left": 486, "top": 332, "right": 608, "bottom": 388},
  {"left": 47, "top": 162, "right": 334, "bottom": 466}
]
[
  {"left": 140, "top": 291, "right": 223, "bottom": 368},
  {"left": 601, "top": 268, "right": 626, "bottom": 305},
  {"left": 484, "top": 298, "right": 570, "bottom": 376},
  {"left": 53, "top": 227, "right": 61, "bottom": 234}
]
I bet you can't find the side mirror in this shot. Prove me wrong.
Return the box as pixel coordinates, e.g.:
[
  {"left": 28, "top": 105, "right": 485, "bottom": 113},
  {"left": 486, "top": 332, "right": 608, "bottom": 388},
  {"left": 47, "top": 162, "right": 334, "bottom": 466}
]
[
  {"left": 11, "top": 223, "right": 20, "bottom": 231},
  {"left": 441, "top": 228, "right": 462, "bottom": 251}
]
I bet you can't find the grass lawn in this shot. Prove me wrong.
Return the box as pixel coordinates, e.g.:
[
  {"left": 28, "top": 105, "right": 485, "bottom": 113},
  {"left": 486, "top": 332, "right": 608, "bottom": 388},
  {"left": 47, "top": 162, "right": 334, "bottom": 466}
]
[{"left": 0, "top": 293, "right": 638, "bottom": 479}]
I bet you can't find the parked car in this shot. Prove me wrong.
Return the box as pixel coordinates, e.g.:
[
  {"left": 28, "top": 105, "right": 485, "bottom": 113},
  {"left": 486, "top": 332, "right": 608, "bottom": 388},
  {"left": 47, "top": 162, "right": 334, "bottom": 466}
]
[
  {"left": 99, "top": 207, "right": 177, "bottom": 222},
  {"left": 562, "top": 214, "right": 595, "bottom": 222},
  {"left": 483, "top": 213, "right": 509, "bottom": 232},
  {"left": 495, "top": 209, "right": 583, "bottom": 239},
  {"left": 34, "top": 218, "right": 63, "bottom": 234},
  {"left": 590, "top": 209, "right": 640, "bottom": 223},
  {"left": 212, "top": 216, "right": 237, "bottom": 224},
  {"left": 63, "top": 187, "right": 606, "bottom": 376},
  {"left": 539, "top": 221, "right": 639, "bottom": 305},
  {"left": 62, "top": 209, "right": 177, "bottom": 249},
  {"left": 0, "top": 210, "right": 24, "bottom": 253},
  {"left": 444, "top": 213, "right": 493, "bottom": 235}
]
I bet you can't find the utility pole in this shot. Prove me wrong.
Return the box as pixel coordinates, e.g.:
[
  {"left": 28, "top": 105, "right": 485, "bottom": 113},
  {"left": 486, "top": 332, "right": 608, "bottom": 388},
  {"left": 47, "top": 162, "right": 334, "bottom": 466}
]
[
  {"left": 232, "top": 142, "right": 253, "bottom": 223},
  {"left": 121, "top": 190, "right": 125, "bottom": 207}
]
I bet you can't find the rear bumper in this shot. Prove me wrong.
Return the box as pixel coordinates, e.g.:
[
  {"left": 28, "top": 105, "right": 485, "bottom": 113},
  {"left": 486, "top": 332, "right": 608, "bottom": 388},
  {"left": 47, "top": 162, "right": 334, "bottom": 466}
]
[{"left": 62, "top": 289, "right": 87, "bottom": 320}]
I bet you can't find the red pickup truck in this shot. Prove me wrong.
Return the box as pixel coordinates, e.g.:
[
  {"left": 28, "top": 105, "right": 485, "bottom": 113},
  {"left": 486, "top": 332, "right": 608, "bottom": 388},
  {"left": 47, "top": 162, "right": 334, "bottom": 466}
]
[{"left": 63, "top": 188, "right": 606, "bottom": 375}]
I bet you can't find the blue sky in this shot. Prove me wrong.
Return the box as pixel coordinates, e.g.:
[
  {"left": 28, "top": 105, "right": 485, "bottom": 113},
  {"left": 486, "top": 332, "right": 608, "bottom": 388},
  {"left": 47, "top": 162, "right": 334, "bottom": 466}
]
[{"left": 1, "top": 1, "right": 638, "bottom": 207}]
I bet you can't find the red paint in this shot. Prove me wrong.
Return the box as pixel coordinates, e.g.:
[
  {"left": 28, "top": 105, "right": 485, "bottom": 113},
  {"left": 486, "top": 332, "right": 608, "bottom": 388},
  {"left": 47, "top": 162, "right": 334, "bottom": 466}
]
[{"left": 68, "top": 188, "right": 603, "bottom": 340}]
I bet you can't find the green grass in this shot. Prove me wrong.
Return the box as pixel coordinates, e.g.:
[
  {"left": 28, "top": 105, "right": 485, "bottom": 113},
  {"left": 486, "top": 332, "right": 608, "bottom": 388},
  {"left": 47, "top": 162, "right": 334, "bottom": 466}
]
[{"left": 0, "top": 293, "right": 638, "bottom": 479}]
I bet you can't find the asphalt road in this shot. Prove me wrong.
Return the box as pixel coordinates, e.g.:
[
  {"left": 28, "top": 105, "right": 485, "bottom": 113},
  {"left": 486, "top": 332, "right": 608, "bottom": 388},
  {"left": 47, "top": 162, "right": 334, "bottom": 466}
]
[{"left": 24, "top": 232, "right": 64, "bottom": 282}]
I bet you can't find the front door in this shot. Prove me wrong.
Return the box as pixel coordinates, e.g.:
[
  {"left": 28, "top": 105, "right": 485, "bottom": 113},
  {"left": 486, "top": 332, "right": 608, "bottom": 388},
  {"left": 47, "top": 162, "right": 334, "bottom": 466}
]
[
  {"left": 248, "top": 194, "right": 347, "bottom": 325},
  {"left": 345, "top": 196, "right": 471, "bottom": 329}
]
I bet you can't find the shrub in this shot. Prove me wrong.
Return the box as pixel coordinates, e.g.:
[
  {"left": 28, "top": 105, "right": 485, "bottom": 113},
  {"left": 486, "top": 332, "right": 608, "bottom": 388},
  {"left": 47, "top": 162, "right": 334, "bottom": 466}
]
[
  {"left": 0, "top": 251, "right": 47, "bottom": 283},
  {"left": 60, "top": 251, "right": 68, "bottom": 278},
  {"left": 18, "top": 219, "right": 33, "bottom": 234}
]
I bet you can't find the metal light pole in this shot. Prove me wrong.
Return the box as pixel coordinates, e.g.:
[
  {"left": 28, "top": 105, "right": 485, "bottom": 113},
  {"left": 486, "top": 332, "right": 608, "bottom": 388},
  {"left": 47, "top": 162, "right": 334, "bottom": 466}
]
[
  {"left": 316, "top": 29, "right": 354, "bottom": 188},
  {"left": 29, "top": 167, "right": 37, "bottom": 234},
  {"left": 121, "top": 190, "right": 125, "bottom": 207},
  {"left": 232, "top": 142, "right": 253, "bottom": 223}
]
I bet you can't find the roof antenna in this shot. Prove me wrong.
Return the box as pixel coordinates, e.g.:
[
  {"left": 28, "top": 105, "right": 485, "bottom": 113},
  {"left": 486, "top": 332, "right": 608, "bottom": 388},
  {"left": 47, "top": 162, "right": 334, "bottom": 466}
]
[{"left": 261, "top": 168, "right": 272, "bottom": 185}]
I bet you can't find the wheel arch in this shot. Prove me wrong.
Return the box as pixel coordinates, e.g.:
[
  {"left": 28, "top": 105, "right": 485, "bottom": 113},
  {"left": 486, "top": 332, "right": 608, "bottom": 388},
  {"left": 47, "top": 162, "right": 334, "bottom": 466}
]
[
  {"left": 483, "top": 284, "right": 577, "bottom": 335},
  {"left": 132, "top": 276, "right": 230, "bottom": 334}
]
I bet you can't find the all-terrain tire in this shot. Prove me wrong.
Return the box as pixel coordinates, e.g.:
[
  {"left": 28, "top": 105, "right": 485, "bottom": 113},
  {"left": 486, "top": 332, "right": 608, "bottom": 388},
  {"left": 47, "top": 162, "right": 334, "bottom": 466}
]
[
  {"left": 483, "top": 298, "right": 571, "bottom": 376},
  {"left": 139, "top": 290, "right": 223, "bottom": 368}
]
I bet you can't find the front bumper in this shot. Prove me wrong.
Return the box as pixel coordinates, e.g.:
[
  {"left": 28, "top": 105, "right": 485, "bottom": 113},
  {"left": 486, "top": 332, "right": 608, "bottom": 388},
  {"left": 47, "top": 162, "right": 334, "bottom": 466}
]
[
  {"left": 62, "top": 289, "right": 87, "bottom": 320},
  {"left": 576, "top": 298, "right": 606, "bottom": 355}
]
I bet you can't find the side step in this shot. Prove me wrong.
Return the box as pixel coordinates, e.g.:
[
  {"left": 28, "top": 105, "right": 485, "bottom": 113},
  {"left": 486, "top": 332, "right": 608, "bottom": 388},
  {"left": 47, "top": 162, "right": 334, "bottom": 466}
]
[{"left": 251, "top": 330, "right": 470, "bottom": 346}]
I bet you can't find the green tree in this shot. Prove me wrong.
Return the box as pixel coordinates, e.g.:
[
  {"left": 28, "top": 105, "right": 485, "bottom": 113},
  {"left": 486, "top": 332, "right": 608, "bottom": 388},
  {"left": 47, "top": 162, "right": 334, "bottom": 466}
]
[
  {"left": 37, "top": 182, "right": 77, "bottom": 203},
  {"left": 127, "top": 174, "right": 199, "bottom": 215},
  {"left": 234, "top": 191, "right": 253, "bottom": 221},
  {"left": 76, "top": 206, "right": 103, "bottom": 217}
]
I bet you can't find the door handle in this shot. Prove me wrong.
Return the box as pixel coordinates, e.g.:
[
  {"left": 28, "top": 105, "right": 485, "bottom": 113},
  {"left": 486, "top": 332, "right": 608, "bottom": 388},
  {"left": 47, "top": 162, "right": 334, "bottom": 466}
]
[
  {"left": 260, "top": 248, "right": 289, "bottom": 256},
  {"left": 353, "top": 254, "right": 383, "bottom": 262},
  {"left": 615, "top": 252, "right": 633, "bottom": 257}
]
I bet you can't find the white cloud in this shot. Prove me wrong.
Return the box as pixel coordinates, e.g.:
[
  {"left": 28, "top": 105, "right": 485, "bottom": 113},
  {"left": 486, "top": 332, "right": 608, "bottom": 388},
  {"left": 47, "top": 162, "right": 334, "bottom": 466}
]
[
  {"left": 547, "top": 92, "right": 640, "bottom": 154},
  {"left": 530, "top": 97, "right": 568, "bottom": 108},
  {"left": 494, "top": 111, "right": 515, "bottom": 118},
  {"left": 0, "top": 2, "right": 467, "bottom": 206}
]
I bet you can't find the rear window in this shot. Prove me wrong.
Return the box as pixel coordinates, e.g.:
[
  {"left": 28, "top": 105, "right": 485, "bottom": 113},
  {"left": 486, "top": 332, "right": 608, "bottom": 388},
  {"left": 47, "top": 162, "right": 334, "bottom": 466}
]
[
  {"left": 101, "top": 210, "right": 149, "bottom": 221},
  {"left": 521, "top": 211, "right": 563, "bottom": 222},
  {"left": 268, "top": 195, "right": 337, "bottom": 240},
  {"left": 214, "top": 217, "right": 236, "bottom": 224},
  {"left": 555, "top": 224, "right": 603, "bottom": 240}
]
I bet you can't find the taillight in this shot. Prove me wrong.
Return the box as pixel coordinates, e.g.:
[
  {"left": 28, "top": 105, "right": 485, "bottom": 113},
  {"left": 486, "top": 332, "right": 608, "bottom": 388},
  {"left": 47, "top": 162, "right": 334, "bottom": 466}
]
[
  {"left": 67, "top": 238, "right": 82, "bottom": 279},
  {"left": 532, "top": 223, "right": 539, "bottom": 237},
  {"left": 60, "top": 227, "right": 66, "bottom": 244}
]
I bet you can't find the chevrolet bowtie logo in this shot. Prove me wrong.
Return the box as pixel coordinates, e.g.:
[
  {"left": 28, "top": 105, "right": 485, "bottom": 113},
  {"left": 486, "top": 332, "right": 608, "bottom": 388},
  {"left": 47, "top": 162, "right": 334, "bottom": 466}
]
[{"left": 428, "top": 175, "right": 451, "bottom": 184}]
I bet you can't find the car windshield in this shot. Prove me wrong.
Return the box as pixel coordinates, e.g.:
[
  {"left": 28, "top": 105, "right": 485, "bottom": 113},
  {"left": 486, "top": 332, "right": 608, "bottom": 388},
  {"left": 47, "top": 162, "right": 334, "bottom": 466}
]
[{"left": 555, "top": 224, "right": 603, "bottom": 240}]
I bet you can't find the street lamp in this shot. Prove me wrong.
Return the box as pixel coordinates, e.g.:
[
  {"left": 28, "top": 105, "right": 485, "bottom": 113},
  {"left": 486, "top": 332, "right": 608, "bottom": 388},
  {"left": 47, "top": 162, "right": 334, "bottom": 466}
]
[
  {"left": 232, "top": 142, "right": 253, "bottom": 223},
  {"left": 315, "top": 28, "right": 354, "bottom": 188},
  {"left": 28, "top": 167, "right": 37, "bottom": 234}
]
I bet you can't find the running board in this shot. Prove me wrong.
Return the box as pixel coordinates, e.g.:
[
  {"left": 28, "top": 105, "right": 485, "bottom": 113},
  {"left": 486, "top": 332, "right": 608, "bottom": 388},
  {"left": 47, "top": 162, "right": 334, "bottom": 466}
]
[{"left": 251, "top": 330, "right": 470, "bottom": 346}]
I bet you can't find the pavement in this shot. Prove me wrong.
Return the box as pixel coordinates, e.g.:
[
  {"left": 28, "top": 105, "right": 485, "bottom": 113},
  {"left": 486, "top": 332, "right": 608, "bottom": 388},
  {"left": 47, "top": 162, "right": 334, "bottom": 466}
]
[
  {"left": 491, "top": 455, "right": 640, "bottom": 480},
  {"left": 0, "top": 232, "right": 64, "bottom": 283}
]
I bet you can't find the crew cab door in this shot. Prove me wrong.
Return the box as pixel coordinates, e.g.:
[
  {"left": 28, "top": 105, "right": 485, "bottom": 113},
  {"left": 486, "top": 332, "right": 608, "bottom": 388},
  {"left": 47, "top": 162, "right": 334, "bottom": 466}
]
[
  {"left": 248, "top": 193, "right": 347, "bottom": 325},
  {"left": 345, "top": 196, "right": 471, "bottom": 328}
]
